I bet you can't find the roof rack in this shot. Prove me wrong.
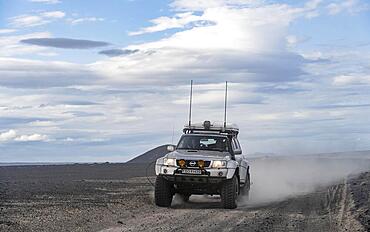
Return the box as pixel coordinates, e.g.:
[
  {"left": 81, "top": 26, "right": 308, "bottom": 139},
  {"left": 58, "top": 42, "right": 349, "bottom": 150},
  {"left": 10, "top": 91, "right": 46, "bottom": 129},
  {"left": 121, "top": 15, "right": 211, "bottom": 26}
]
[{"left": 183, "top": 121, "right": 239, "bottom": 136}]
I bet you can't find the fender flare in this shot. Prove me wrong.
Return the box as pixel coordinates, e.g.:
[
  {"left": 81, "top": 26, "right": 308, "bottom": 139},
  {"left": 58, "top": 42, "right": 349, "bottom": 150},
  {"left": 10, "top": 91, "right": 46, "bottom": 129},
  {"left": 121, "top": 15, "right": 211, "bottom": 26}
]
[
  {"left": 155, "top": 157, "right": 165, "bottom": 175},
  {"left": 226, "top": 160, "right": 239, "bottom": 179}
]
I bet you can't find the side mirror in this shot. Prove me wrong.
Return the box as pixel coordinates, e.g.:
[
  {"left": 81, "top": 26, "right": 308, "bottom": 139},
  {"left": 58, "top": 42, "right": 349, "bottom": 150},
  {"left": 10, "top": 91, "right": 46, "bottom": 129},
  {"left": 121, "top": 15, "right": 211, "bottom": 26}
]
[
  {"left": 167, "top": 145, "right": 175, "bottom": 152},
  {"left": 234, "top": 150, "right": 242, "bottom": 155}
]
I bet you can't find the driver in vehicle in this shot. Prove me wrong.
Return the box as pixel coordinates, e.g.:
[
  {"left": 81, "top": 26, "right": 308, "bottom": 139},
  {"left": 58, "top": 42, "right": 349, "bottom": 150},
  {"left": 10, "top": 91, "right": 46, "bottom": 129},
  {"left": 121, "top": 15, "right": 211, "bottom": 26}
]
[{"left": 215, "top": 139, "right": 227, "bottom": 151}]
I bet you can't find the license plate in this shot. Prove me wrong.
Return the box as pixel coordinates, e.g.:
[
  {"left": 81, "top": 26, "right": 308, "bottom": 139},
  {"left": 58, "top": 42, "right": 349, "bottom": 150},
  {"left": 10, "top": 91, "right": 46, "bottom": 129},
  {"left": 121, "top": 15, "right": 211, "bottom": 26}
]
[{"left": 181, "top": 169, "right": 202, "bottom": 175}]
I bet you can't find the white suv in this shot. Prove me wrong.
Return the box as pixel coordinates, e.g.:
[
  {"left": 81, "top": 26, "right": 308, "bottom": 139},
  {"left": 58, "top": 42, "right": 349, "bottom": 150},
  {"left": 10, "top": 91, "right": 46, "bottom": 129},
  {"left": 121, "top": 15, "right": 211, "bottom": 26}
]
[{"left": 155, "top": 121, "right": 250, "bottom": 209}]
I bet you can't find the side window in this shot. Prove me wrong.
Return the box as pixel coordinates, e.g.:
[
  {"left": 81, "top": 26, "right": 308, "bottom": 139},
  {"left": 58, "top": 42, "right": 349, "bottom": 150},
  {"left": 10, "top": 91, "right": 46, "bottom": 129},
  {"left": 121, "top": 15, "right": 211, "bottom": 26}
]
[
  {"left": 232, "top": 138, "right": 239, "bottom": 152},
  {"left": 236, "top": 139, "right": 242, "bottom": 151},
  {"left": 232, "top": 137, "right": 242, "bottom": 154},
  {"left": 231, "top": 138, "right": 237, "bottom": 151}
]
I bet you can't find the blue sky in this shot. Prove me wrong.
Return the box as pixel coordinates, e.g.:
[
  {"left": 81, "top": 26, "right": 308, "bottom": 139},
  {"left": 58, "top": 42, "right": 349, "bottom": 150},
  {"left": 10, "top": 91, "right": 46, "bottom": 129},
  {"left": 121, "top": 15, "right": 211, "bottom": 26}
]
[{"left": 0, "top": 0, "right": 370, "bottom": 162}]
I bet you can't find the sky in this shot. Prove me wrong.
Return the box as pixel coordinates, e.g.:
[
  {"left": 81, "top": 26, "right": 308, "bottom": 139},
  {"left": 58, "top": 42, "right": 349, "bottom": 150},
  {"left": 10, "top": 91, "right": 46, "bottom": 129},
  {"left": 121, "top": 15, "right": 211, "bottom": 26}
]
[{"left": 0, "top": 0, "right": 370, "bottom": 162}]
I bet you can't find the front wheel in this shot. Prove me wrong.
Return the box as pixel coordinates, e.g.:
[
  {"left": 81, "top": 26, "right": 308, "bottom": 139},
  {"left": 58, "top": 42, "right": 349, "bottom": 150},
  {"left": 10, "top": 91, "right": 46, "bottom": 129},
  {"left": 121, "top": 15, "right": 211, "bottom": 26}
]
[
  {"left": 155, "top": 176, "right": 173, "bottom": 207},
  {"left": 221, "top": 175, "right": 239, "bottom": 209}
]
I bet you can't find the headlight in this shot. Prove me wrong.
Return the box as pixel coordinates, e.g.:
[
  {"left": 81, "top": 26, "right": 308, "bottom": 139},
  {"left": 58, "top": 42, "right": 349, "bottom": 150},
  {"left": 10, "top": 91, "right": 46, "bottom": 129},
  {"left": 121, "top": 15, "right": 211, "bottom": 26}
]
[
  {"left": 164, "top": 158, "right": 176, "bottom": 166},
  {"left": 212, "top": 160, "right": 226, "bottom": 168}
]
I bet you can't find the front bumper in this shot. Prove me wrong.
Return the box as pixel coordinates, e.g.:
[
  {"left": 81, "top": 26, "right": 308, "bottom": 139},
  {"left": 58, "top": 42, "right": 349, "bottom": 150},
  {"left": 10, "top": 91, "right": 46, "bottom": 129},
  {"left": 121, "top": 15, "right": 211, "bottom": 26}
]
[
  {"left": 159, "top": 173, "right": 226, "bottom": 195},
  {"left": 161, "top": 174, "right": 226, "bottom": 184},
  {"left": 156, "top": 165, "right": 229, "bottom": 178}
]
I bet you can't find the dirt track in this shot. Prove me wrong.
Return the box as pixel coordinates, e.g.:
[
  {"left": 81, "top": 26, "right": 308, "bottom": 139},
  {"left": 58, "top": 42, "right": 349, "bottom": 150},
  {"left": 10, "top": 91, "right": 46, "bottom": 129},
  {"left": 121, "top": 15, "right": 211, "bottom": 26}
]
[
  {"left": 0, "top": 158, "right": 369, "bottom": 232},
  {"left": 100, "top": 177, "right": 363, "bottom": 232}
]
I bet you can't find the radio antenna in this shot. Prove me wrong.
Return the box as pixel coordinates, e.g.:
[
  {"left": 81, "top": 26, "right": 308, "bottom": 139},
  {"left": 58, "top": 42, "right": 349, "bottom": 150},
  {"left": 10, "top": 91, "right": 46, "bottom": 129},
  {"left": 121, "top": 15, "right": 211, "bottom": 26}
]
[
  {"left": 223, "top": 81, "right": 228, "bottom": 129},
  {"left": 171, "top": 123, "right": 175, "bottom": 144},
  {"left": 188, "top": 80, "right": 193, "bottom": 127}
]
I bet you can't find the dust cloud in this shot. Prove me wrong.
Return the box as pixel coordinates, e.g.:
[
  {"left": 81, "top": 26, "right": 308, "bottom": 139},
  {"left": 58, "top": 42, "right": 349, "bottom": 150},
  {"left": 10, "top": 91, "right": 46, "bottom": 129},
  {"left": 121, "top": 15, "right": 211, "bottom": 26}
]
[{"left": 245, "top": 155, "right": 370, "bottom": 206}]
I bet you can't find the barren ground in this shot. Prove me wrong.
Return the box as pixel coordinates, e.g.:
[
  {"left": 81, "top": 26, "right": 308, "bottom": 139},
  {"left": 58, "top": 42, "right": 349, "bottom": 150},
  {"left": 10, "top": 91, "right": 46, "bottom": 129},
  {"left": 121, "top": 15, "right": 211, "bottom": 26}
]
[{"left": 0, "top": 157, "right": 369, "bottom": 232}]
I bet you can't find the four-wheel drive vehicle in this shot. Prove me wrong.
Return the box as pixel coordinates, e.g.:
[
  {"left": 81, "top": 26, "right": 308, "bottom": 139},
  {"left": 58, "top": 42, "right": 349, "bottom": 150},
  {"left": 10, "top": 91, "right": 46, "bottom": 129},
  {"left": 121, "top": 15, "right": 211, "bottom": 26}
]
[{"left": 155, "top": 121, "right": 250, "bottom": 209}]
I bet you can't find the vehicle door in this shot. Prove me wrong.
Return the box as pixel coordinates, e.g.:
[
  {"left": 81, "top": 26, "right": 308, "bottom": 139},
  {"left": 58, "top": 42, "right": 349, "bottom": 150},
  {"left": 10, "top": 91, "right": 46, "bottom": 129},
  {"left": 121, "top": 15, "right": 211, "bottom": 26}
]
[{"left": 232, "top": 137, "right": 247, "bottom": 183}]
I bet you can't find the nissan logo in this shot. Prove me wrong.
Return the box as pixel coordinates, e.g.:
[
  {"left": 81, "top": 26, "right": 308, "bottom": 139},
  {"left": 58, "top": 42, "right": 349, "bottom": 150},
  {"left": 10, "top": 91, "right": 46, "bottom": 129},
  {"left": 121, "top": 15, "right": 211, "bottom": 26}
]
[{"left": 189, "top": 161, "right": 196, "bottom": 166}]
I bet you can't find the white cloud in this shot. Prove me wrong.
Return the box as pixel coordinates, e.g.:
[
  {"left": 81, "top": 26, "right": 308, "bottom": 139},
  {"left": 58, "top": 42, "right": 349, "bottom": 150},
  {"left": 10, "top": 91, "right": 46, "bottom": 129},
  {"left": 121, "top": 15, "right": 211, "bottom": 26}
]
[
  {"left": 68, "top": 17, "right": 105, "bottom": 25},
  {"left": 93, "top": 4, "right": 310, "bottom": 85},
  {"left": 172, "top": 83, "right": 265, "bottom": 106},
  {"left": 2, "top": 1, "right": 322, "bottom": 87},
  {"left": 299, "top": 0, "right": 325, "bottom": 18},
  {"left": 129, "top": 12, "right": 203, "bottom": 35},
  {"left": 29, "top": 0, "right": 61, "bottom": 4},
  {"left": 37, "top": 52, "right": 59, "bottom": 56},
  {"left": 0, "top": 129, "right": 48, "bottom": 142},
  {"left": 333, "top": 74, "right": 370, "bottom": 85},
  {"left": 327, "top": 3, "right": 341, "bottom": 15},
  {"left": 29, "top": 120, "right": 56, "bottom": 127},
  {"left": 40, "top": 11, "right": 65, "bottom": 18},
  {"left": 9, "top": 11, "right": 65, "bottom": 27},
  {"left": 15, "top": 133, "right": 48, "bottom": 142},
  {"left": 0, "top": 29, "right": 17, "bottom": 34},
  {"left": 286, "top": 35, "right": 309, "bottom": 47},
  {"left": 130, "top": 5, "right": 297, "bottom": 37},
  {"left": 9, "top": 15, "right": 46, "bottom": 27},
  {"left": 0, "top": 129, "right": 17, "bottom": 141},
  {"left": 286, "top": 35, "right": 299, "bottom": 46},
  {"left": 0, "top": 57, "right": 97, "bottom": 87},
  {"left": 170, "top": 0, "right": 265, "bottom": 11},
  {"left": 305, "top": 0, "right": 323, "bottom": 10},
  {"left": 305, "top": 10, "right": 320, "bottom": 18},
  {"left": 327, "top": 0, "right": 369, "bottom": 15}
]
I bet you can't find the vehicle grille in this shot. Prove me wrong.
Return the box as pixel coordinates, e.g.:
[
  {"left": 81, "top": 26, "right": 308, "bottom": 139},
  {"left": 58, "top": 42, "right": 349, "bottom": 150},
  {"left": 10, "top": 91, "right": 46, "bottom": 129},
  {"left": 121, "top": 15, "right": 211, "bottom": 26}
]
[{"left": 176, "top": 160, "right": 211, "bottom": 168}]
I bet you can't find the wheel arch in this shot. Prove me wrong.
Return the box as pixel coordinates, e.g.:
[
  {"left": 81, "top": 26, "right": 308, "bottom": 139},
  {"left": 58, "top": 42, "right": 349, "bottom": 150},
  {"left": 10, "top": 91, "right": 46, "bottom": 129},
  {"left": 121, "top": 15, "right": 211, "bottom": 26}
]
[{"left": 235, "top": 167, "right": 240, "bottom": 181}]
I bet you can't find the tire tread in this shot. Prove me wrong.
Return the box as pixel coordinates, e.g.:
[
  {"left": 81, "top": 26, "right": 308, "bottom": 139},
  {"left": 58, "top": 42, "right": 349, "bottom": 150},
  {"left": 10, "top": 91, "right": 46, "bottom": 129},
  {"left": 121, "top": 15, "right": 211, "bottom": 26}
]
[
  {"left": 221, "top": 175, "right": 238, "bottom": 209},
  {"left": 155, "top": 176, "right": 173, "bottom": 207}
]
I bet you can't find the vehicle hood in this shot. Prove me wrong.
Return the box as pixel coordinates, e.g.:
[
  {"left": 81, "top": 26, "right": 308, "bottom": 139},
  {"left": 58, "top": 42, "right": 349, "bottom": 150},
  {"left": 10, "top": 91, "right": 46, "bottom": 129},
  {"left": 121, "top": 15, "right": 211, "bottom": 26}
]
[{"left": 166, "top": 150, "right": 230, "bottom": 161}]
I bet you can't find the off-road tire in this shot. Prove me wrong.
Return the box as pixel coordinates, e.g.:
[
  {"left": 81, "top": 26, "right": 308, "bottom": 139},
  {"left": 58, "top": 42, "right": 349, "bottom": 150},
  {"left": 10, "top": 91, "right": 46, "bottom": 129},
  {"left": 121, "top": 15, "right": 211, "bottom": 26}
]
[
  {"left": 221, "top": 175, "right": 239, "bottom": 209},
  {"left": 155, "top": 176, "right": 173, "bottom": 207}
]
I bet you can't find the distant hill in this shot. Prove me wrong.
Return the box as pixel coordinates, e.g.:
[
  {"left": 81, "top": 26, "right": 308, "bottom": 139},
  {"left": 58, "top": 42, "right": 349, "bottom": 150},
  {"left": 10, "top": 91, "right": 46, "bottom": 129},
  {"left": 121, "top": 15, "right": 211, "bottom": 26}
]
[{"left": 126, "top": 144, "right": 171, "bottom": 164}]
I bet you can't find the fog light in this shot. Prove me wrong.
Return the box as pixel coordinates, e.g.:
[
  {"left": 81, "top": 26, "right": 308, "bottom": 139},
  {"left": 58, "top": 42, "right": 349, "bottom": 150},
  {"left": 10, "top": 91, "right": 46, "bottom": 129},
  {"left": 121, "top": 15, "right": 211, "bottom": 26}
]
[
  {"left": 218, "top": 171, "right": 223, "bottom": 176},
  {"left": 163, "top": 169, "right": 167, "bottom": 174},
  {"left": 198, "top": 160, "right": 205, "bottom": 169},
  {"left": 179, "top": 159, "right": 186, "bottom": 168}
]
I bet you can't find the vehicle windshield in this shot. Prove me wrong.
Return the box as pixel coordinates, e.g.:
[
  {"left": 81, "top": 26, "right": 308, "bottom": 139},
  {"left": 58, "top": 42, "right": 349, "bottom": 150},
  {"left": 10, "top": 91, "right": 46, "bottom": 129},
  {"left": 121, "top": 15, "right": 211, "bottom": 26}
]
[{"left": 177, "top": 135, "right": 229, "bottom": 152}]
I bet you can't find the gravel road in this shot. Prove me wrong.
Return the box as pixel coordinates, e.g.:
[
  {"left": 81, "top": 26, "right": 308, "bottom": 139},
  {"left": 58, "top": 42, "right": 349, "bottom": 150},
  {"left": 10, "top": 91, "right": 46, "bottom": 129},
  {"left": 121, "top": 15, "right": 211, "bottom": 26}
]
[
  {"left": 100, "top": 177, "right": 364, "bottom": 232},
  {"left": 1, "top": 157, "right": 369, "bottom": 232}
]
